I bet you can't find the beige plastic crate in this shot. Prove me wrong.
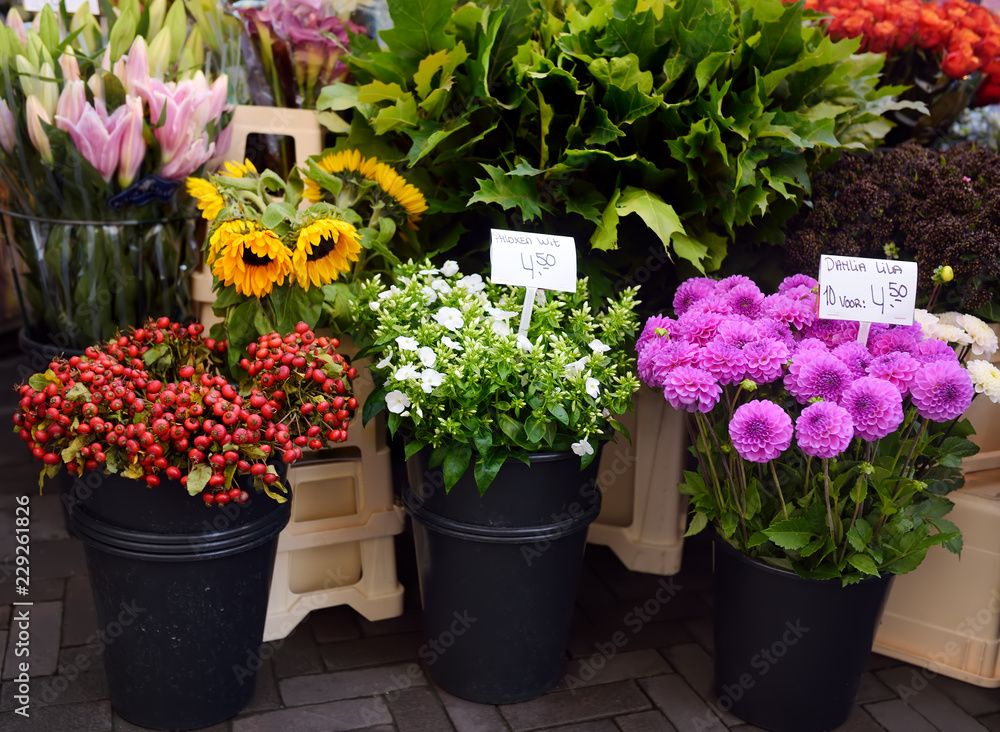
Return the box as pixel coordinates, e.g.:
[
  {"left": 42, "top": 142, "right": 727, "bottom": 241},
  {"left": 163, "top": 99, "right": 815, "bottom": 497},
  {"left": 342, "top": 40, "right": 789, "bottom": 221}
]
[
  {"left": 586, "top": 386, "right": 688, "bottom": 575},
  {"left": 961, "top": 327, "right": 1000, "bottom": 473},
  {"left": 873, "top": 469, "right": 1000, "bottom": 687}
]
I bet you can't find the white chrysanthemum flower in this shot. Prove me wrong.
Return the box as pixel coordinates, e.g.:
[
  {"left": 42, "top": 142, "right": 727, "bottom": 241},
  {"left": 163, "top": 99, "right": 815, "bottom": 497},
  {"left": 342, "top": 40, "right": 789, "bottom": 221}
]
[
  {"left": 421, "top": 286, "right": 438, "bottom": 304},
  {"left": 586, "top": 377, "right": 600, "bottom": 399},
  {"left": 913, "top": 309, "right": 939, "bottom": 338},
  {"left": 442, "top": 336, "right": 463, "bottom": 351},
  {"left": 396, "top": 336, "right": 419, "bottom": 351},
  {"left": 930, "top": 323, "right": 973, "bottom": 346},
  {"left": 571, "top": 439, "right": 594, "bottom": 456},
  {"left": 938, "top": 311, "right": 963, "bottom": 327},
  {"left": 968, "top": 360, "right": 1000, "bottom": 403},
  {"left": 417, "top": 346, "right": 437, "bottom": 367},
  {"left": 441, "top": 260, "right": 460, "bottom": 277},
  {"left": 394, "top": 365, "right": 420, "bottom": 381},
  {"left": 456, "top": 273, "right": 485, "bottom": 293},
  {"left": 385, "top": 390, "right": 411, "bottom": 414},
  {"left": 957, "top": 314, "right": 999, "bottom": 358},
  {"left": 589, "top": 338, "right": 611, "bottom": 353},
  {"left": 420, "top": 369, "right": 444, "bottom": 393},
  {"left": 434, "top": 307, "right": 465, "bottom": 331},
  {"left": 431, "top": 279, "right": 452, "bottom": 294}
]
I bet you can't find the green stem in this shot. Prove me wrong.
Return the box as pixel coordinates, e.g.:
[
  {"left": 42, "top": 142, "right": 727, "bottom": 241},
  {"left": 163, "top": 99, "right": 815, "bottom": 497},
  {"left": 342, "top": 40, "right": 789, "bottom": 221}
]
[
  {"left": 698, "top": 412, "right": 748, "bottom": 546},
  {"left": 769, "top": 461, "right": 789, "bottom": 520},
  {"left": 822, "top": 458, "right": 836, "bottom": 544}
]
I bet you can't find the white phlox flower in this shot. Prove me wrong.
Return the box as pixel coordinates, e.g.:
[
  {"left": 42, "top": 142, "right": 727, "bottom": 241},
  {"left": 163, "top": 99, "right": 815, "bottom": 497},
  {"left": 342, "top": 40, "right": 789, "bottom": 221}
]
[
  {"left": 385, "top": 390, "right": 411, "bottom": 414},
  {"left": 421, "top": 286, "right": 438, "bottom": 304},
  {"left": 589, "top": 338, "right": 611, "bottom": 353},
  {"left": 376, "top": 350, "right": 393, "bottom": 369},
  {"left": 396, "top": 336, "right": 419, "bottom": 351},
  {"left": 420, "top": 369, "right": 444, "bottom": 393},
  {"left": 457, "top": 273, "right": 485, "bottom": 293},
  {"left": 442, "top": 336, "right": 463, "bottom": 351},
  {"left": 564, "top": 357, "right": 588, "bottom": 377},
  {"left": 418, "top": 346, "right": 437, "bottom": 367},
  {"left": 434, "top": 307, "right": 465, "bottom": 331},
  {"left": 571, "top": 439, "right": 594, "bottom": 456},
  {"left": 369, "top": 301, "right": 380, "bottom": 311},
  {"left": 586, "top": 377, "right": 600, "bottom": 399},
  {"left": 517, "top": 334, "right": 533, "bottom": 353},
  {"left": 378, "top": 285, "right": 401, "bottom": 300},
  {"left": 441, "top": 260, "right": 460, "bottom": 277},
  {"left": 394, "top": 365, "right": 420, "bottom": 381},
  {"left": 491, "top": 319, "right": 511, "bottom": 336},
  {"left": 419, "top": 268, "right": 439, "bottom": 275},
  {"left": 431, "top": 278, "right": 453, "bottom": 294}
]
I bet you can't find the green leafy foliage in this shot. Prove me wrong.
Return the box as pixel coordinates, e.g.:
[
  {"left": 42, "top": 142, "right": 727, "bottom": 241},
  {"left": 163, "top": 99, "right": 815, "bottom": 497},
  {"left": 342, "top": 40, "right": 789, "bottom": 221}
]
[{"left": 323, "top": 0, "right": 919, "bottom": 288}]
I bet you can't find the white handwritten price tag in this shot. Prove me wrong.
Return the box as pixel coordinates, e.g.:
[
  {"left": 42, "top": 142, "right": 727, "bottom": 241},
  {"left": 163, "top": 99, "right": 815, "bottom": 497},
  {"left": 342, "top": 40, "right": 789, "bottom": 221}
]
[
  {"left": 818, "top": 254, "right": 918, "bottom": 326},
  {"left": 23, "top": 0, "right": 99, "bottom": 12},
  {"left": 489, "top": 229, "right": 577, "bottom": 293}
]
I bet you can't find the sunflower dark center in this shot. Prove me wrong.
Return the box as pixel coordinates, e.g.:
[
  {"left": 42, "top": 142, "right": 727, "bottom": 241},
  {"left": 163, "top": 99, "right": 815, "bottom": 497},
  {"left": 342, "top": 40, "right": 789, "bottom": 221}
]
[
  {"left": 242, "top": 250, "right": 273, "bottom": 266},
  {"left": 306, "top": 233, "right": 336, "bottom": 262}
]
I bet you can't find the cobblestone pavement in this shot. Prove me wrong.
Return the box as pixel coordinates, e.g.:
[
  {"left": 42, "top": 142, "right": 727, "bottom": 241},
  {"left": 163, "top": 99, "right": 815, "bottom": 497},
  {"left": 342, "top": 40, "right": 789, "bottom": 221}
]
[{"left": 1, "top": 338, "right": 999, "bottom": 732}]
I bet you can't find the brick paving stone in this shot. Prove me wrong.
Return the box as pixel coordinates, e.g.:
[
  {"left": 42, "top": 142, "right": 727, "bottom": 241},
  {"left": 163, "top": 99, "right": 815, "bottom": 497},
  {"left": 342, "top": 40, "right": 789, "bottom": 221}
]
[
  {"left": 434, "top": 684, "right": 509, "bottom": 732},
  {"left": 638, "top": 674, "right": 727, "bottom": 732},
  {"left": 28, "top": 495, "right": 70, "bottom": 542},
  {"left": 61, "top": 576, "right": 98, "bottom": 648},
  {"left": 877, "top": 665, "right": 990, "bottom": 732},
  {"left": 866, "top": 653, "right": 903, "bottom": 672},
  {"left": 386, "top": 687, "right": 454, "bottom": 732},
  {"left": 269, "top": 626, "right": 324, "bottom": 679},
  {"left": 30, "top": 539, "right": 88, "bottom": 581},
  {"left": 681, "top": 618, "right": 713, "bottom": 654},
  {"left": 0, "top": 578, "right": 64, "bottom": 605},
  {"left": 0, "top": 699, "right": 112, "bottom": 731},
  {"left": 865, "top": 699, "right": 939, "bottom": 732},
  {"left": 279, "top": 662, "right": 427, "bottom": 707},
  {"left": 552, "top": 649, "right": 672, "bottom": 691},
  {"left": 567, "top": 622, "right": 691, "bottom": 658},
  {"left": 500, "top": 680, "right": 650, "bottom": 731},
  {"left": 615, "top": 710, "right": 679, "bottom": 732},
  {"left": 855, "top": 671, "right": 895, "bottom": 704},
  {"left": 113, "top": 717, "right": 230, "bottom": 731},
  {"left": 0, "top": 607, "right": 10, "bottom": 632},
  {"left": 320, "top": 632, "right": 422, "bottom": 672},
  {"left": 833, "top": 705, "right": 887, "bottom": 731},
  {"left": 358, "top": 613, "right": 423, "bottom": 638},
  {"left": 238, "top": 660, "right": 282, "bottom": 715},
  {"left": 309, "top": 605, "right": 362, "bottom": 644},
  {"left": 3, "top": 601, "right": 61, "bottom": 680},
  {"left": 659, "top": 643, "right": 742, "bottom": 727},
  {"left": 57, "top": 644, "right": 104, "bottom": 675},
  {"left": 232, "top": 698, "right": 393, "bottom": 732},
  {"left": 0, "top": 669, "right": 107, "bottom": 710},
  {"left": 931, "top": 674, "right": 1000, "bottom": 717}
]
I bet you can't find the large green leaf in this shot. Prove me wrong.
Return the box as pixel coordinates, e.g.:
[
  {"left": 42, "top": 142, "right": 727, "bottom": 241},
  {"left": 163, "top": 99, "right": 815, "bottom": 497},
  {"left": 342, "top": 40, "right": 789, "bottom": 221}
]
[
  {"left": 379, "top": 0, "right": 454, "bottom": 60},
  {"left": 763, "top": 517, "right": 814, "bottom": 550},
  {"left": 468, "top": 164, "right": 545, "bottom": 223},
  {"left": 614, "top": 187, "right": 687, "bottom": 263}
]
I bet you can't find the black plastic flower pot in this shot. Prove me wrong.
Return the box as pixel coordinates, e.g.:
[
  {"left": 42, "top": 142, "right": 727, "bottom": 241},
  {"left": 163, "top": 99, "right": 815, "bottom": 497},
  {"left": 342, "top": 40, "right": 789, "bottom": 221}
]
[
  {"left": 66, "top": 472, "right": 290, "bottom": 731},
  {"left": 402, "top": 449, "right": 602, "bottom": 705},
  {"left": 712, "top": 533, "right": 893, "bottom": 732}
]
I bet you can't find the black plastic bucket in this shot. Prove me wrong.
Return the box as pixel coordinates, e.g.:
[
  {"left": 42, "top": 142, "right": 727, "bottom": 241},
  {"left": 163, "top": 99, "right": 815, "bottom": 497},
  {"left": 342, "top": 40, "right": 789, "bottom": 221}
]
[
  {"left": 67, "top": 472, "right": 290, "bottom": 731},
  {"left": 712, "top": 534, "right": 892, "bottom": 732},
  {"left": 403, "top": 450, "right": 601, "bottom": 704}
]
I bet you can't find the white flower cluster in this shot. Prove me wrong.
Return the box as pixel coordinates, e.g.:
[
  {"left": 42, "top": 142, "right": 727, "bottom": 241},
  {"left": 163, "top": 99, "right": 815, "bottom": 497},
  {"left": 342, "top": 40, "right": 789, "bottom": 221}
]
[
  {"left": 950, "top": 106, "right": 1000, "bottom": 152},
  {"left": 356, "top": 259, "right": 641, "bottom": 461},
  {"left": 915, "top": 309, "right": 1000, "bottom": 403}
]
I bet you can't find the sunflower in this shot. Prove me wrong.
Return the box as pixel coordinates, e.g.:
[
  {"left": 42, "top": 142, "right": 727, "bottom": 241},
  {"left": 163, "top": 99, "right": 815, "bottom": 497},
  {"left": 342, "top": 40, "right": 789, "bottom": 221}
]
[
  {"left": 292, "top": 218, "right": 362, "bottom": 290},
  {"left": 221, "top": 158, "right": 258, "bottom": 178},
  {"left": 211, "top": 222, "right": 293, "bottom": 298},
  {"left": 206, "top": 219, "right": 250, "bottom": 265},
  {"left": 187, "top": 178, "right": 226, "bottom": 221},
  {"left": 372, "top": 162, "right": 428, "bottom": 222},
  {"left": 303, "top": 149, "right": 380, "bottom": 203}
]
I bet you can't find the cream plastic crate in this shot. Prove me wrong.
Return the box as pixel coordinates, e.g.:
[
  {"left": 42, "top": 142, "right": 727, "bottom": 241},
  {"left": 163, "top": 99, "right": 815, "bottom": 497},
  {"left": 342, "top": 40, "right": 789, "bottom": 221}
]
[
  {"left": 586, "top": 385, "right": 688, "bottom": 575},
  {"left": 959, "top": 324, "right": 1000, "bottom": 473},
  {"left": 872, "top": 469, "right": 1000, "bottom": 687}
]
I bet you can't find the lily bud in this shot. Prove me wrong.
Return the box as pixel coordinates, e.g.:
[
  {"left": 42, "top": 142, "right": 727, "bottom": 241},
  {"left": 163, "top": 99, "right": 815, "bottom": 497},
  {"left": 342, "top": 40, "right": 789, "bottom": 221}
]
[
  {"left": 56, "top": 80, "right": 87, "bottom": 131},
  {"left": 117, "top": 95, "right": 146, "bottom": 189},
  {"left": 60, "top": 47, "right": 81, "bottom": 83},
  {"left": 0, "top": 98, "right": 15, "bottom": 154},
  {"left": 147, "top": 28, "right": 172, "bottom": 78},
  {"left": 123, "top": 36, "right": 150, "bottom": 97},
  {"left": 37, "top": 62, "right": 58, "bottom": 119},
  {"left": 25, "top": 95, "right": 53, "bottom": 164},
  {"left": 5, "top": 9, "right": 26, "bottom": 46}
]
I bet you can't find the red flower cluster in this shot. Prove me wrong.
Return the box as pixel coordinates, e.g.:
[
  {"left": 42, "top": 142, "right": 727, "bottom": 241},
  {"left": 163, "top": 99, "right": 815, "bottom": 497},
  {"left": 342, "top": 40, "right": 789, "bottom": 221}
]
[
  {"left": 13, "top": 318, "right": 357, "bottom": 506},
  {"left": 797, "top": 0, "right": 1000, "bottom": 103}
]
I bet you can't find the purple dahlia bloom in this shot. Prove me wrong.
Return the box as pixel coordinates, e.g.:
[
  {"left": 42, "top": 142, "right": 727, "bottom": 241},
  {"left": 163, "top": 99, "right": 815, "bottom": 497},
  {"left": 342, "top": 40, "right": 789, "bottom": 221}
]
[
  {"left": 763, "top": 293, "right": 815, "bottom": 330},
  {"left": 729, "top": 400, "right": 793, "bottom": 463},
  {"left": 802, "top": 319, "right": 859, "bottom": 348},
  {"left": 779, "top": 273, "right": 818, "bottom": 293},
  {"left": 638, "top": 339, "right": 700, "bottom": 388},
  {"left": 915, "top": 339, "right": 959, "bottom": 364},
  {"left": 743, "top": 338, "right": 790, "bottom": 384},
  {"left": 673, "top": 278, "right": 717, "bottom": 316},
  {"left": 840, "top": 377, "right": 904, "bottom": 441},
  {"left": 675, "top": 311, "right": 726, "bottom": 346},
  {"left": 662, "top": 366, "right": 722, "bottom": 413},
  {"left": 867, "top": 352, "right": 921, "bottom": 396},
  {"left": 717, "top": 274, "right": 754, "bottom": 294},
  {"left": 833, "top": 342, "right": 874, "bottom": 380},
  {"left": 726, "top": 282, "right": 765, "bottom": 319},
  {"left": 700, "top": 341, "right": 748, "bottom": 386},
  {"left": 754, "top": 317, "right": 795, "bottom": 348},
  {"left": 717, "top": 319, "right": 758, "bottom": 350},
  {"left": 636, "top": 314, "right": 675, "bottom": 356},
  {"left": 869, "top": 329, "right": 920, "bottom": 357},
  {"left": 785, "top": 350, "right": 853, "bottom": 404},
  {"left": 909, "top": 361, "right": 975, "bottom": 422},
  {"left": 796, "top": 401, "right": 855, "bottom": 459}
]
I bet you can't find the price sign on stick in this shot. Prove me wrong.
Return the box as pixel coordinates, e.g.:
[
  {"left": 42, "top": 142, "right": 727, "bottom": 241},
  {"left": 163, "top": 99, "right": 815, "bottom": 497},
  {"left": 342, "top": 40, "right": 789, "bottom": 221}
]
[
  {"left": 24, "top": 0, "right": 99, "bottom": 12},
  {"left": 490, "top": 229, "right": 578, "bottom": 293},
  {"left": 818, "top": 255, "right": 918, "bottom": 326},
  {"left": 490, "top": 229, "right": 578, "bottom": 350}
]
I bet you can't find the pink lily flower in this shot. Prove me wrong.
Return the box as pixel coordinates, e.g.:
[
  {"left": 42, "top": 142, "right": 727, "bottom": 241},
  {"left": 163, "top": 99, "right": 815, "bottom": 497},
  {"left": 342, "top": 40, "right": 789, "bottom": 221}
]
[
  {"left": 0, "top": 98, "right": 16, "bottom": 154},
  {"left": 123, "top": 37, "right": 150, "bottom": 98},
  {"left": 159, "top": 134, "right": 215, "bottom": 180},
  {"left": 55, "top": 80, "right": 87, "bottom": 132},
  {"left": 139, "top": 79, "right": 210, "bottom": 164},
  {"left": 25, "top": 95, "right": 53, "bottom": 164},
  {"left": 117, "top": 95, "right": 146, "bottom": 189},
  {"left": 205, "top": 118, "right": 235, "bottom": 171},
  {"left": 57, "top": 103, "right": 127, "bottom": 183}
]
